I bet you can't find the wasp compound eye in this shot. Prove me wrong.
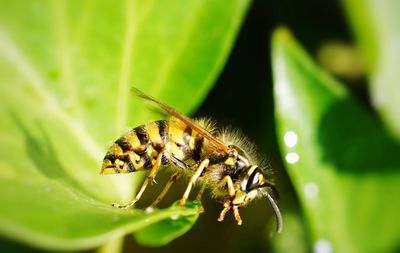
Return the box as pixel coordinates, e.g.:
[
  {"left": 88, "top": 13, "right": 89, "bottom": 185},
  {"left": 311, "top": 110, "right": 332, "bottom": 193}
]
[{"left": 245, "top": 168, "right": 261, "bottom": 192}]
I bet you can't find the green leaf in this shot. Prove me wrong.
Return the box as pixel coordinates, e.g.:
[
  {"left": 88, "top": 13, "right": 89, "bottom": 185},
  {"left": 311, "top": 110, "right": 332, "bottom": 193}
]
[
  {"left": 0, "top": 0, "right": 250, "bottom": 250},
  {"left": 0, "top": 177, "right": 200, "bottom": 251},
  {"left": 272, "top": 28, "right": 400, "bottom": 253},
  {"left": 134, "top": 201, "right": 201, "bottom": 247},
  {"left": 342, "top": 0, "right": 400, "bottom": 140}
]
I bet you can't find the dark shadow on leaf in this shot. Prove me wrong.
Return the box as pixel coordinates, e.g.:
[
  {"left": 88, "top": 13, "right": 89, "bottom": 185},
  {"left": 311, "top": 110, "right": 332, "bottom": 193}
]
[
  {"left": 318, "top": 97, "right": 400, "bottom": 173},
  {"left": 8, "top": 110, "right": 93, "bottom": 197},
  {"left": 0, "top": 237, "right": 43, "bottom": 253}
]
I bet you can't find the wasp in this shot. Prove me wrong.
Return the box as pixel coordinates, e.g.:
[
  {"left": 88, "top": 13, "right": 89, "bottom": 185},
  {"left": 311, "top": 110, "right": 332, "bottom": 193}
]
[{"left": 101, "top": 88, "right": 282, "bottom": 232}]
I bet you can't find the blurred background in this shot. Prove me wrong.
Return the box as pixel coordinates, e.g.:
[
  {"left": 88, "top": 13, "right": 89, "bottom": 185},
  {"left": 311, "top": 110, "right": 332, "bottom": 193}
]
[{"left": 1, "top": 0, "right": 399, "bottom": 252}]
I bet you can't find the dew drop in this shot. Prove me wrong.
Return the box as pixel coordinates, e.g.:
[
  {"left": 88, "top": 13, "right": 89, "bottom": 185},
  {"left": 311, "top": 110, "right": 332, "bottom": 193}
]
[
  {"left": 285, "top": 152, "right": 299, "bottom": 164},
  {"left": 304, "top": 182, "right": 319, "bottom": 199},
  {"left": 145, "top": 207, "right": 154, "bottom": 213},
  {"left": 314, "top": 239, "right": 332, "bottom": 253},
  {"left": 284, "top": 131, "right": 298, "bottom": 148},
  {"left": 170, "top": 215, "right": 179, "bottom": 220}
]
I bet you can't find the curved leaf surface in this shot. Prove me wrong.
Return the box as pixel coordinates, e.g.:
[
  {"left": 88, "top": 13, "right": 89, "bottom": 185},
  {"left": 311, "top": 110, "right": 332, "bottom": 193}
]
[
  {"left": 0, "top": 0, "right": 250, "bottom": 250},
  {"left": 0, "top": 177, "right": 200, "bottom": 251},
  {"left": 134, "top": 201, "right": 200, "bottom": 247},
  {"left": 272, "top": 28, "right": 400, "bottom": 253}
]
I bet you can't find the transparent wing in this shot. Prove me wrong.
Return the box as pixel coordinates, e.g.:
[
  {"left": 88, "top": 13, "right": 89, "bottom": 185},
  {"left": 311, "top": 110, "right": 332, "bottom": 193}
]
[{"left": 132, "top": 87, "right": 229, "bottom": 153}]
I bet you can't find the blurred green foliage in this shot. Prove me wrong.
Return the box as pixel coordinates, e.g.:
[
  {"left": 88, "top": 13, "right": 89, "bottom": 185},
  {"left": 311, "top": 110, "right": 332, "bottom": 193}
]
[
  {"left": 343, "top": 0, "right": 400, "bottom": 140},
  {"left": 1, "top": 0, "right": 400, "bottom": 253},
  {"left": 273, "top": 28, "right": 400, "bottom": 253}
]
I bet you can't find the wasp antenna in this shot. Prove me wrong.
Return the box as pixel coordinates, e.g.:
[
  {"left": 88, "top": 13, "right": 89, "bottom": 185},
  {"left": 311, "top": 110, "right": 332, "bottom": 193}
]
[
  {"left": 269, "top": 184, "right": 280, "bottom": 200},
  {"left": 265, "top": 192, "right": 283, "bottom": 233}
]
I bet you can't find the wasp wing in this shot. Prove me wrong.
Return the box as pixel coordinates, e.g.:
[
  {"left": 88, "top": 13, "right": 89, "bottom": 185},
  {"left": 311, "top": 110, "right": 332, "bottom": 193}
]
[{"left": 132, "top": 87, "right": 229, "bottom": 153}]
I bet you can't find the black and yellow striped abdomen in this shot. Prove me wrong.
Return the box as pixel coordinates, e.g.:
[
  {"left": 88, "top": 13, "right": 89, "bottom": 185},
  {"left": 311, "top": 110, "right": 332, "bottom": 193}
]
[{"left": 101, "top": 119, "right": 205, "bottom": 174}]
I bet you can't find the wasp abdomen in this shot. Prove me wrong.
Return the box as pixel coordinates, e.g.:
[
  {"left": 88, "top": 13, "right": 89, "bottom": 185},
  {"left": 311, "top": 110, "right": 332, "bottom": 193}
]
[
  {"left": 101, "top": 119, "right": 206, "bottom": 175},
  {"left": 101, "top": 120, "right": 169, "bottom": 174}
]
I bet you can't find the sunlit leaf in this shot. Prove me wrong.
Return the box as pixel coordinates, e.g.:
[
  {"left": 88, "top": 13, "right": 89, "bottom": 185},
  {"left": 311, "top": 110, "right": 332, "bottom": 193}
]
[
  {"left": 0, "top": 178, "right": 200, "bottom": 251},
  {"left": 0, "top": 0, "right": 250, "bottom": 250}
]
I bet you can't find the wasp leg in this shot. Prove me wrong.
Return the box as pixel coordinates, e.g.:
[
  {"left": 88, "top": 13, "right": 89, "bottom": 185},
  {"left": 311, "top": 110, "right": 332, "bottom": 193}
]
[
  {"left": 179, "top": 159, "right": 210, "bottom": 208},
  {"left": 216, "top": 175, "right": 237, "bottom": 220},
  {"left": 217, "top": 201, "right": 231, "bottom": 222},
  {"left": 195, "top": 184, "right": 206, "bottom": 213},
  {"left": 150, "top": 170, "right": 182, "bottom": 207},
  {"left": 232, "top": 205, "right": 242, "bottom": 225},
  {"left": 195, "top": 184, "right": 206, "bottom": 201},
  {"left": 221, "top": 175, "right": 236, "bottom": 198},
  {"left": 219, "top": 175, "right": 243, "bottom": 225},
  {"left": 113, "top": 150, "right": 166, "bottom": 209}
]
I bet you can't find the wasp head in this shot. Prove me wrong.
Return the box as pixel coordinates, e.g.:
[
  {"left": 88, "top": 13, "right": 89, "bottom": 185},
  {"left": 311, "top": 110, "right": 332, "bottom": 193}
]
[{"left": 220, "top": 145, "right": 282, "bottom": 232}]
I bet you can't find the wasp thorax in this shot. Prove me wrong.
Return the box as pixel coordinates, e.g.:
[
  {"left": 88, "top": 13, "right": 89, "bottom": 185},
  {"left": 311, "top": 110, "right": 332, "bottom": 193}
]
[{"left": 224, "top": 145, "right": 252, "bottom": 169}]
